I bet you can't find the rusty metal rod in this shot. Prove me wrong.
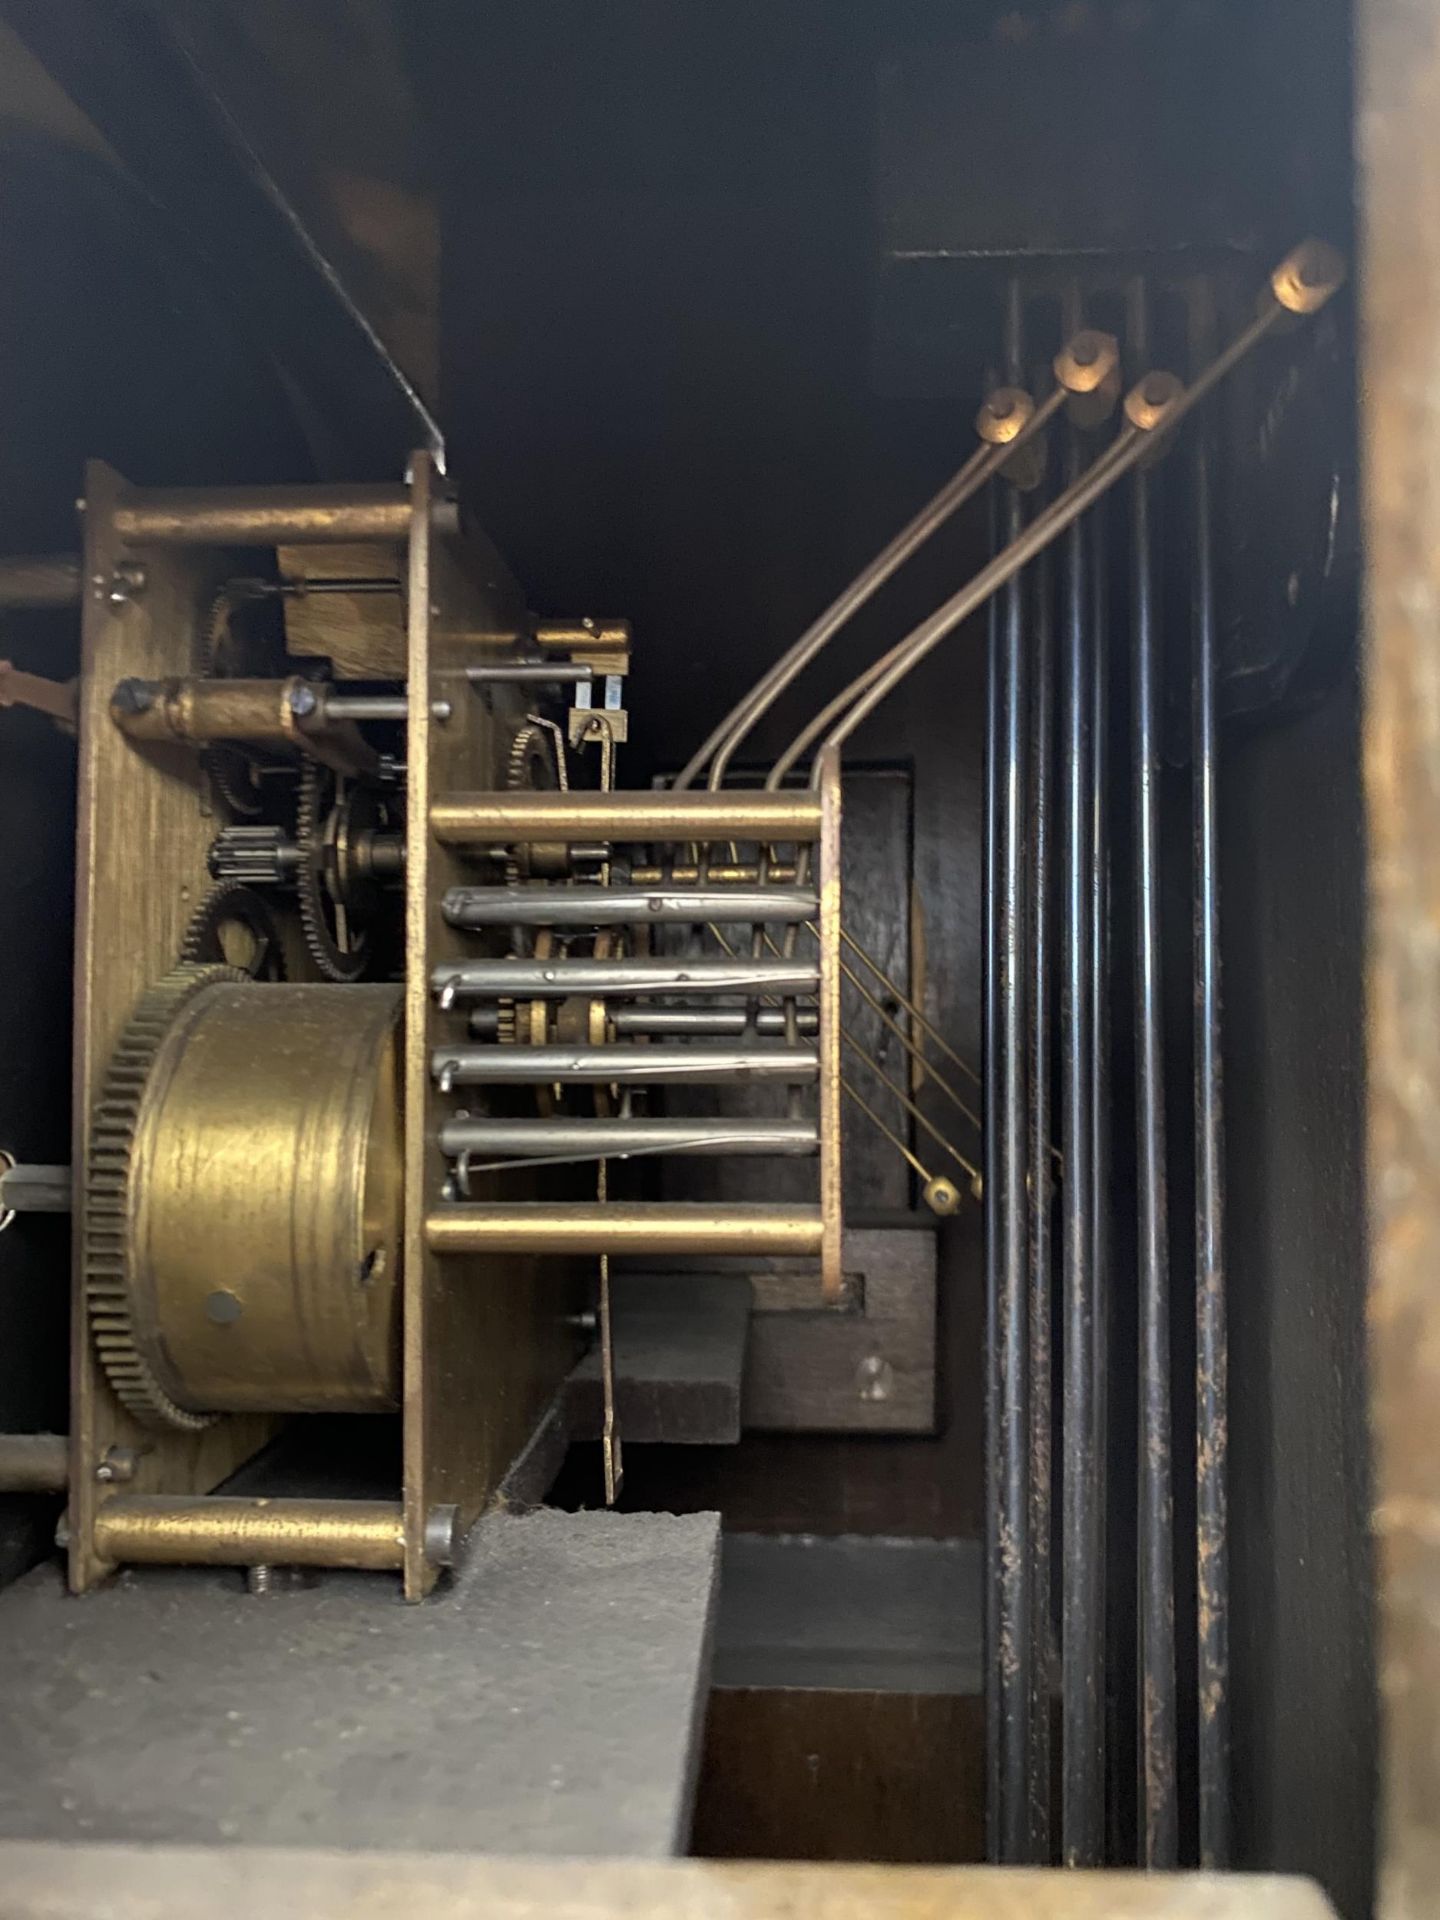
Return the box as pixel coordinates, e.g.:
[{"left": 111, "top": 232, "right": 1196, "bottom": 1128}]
[
  {"left": 1129, "top": 278, "right": 1178, "bottom": 1870},
  {"left": 1086, "top": 489, "right": 1112, "bottom": 1855},
  {"left": 112, "top": 484, "right": 454, "bottom": 547},
  {"left": 1060, "top": 411, "right": 1104, "bottom": 1865},
  {"left": 1026, "top": 488, "right": 1056, "bottom": 1860},
  {"left": 989, "top": 277, "right": 1034, "bottom": 1866},
  {"left": 1192, "top": 372, "right": 1231, "bottom": 1870},
  {"left": 984, "top": 472, "right": 1004, "bottom": 1862},
  {"left": 0, "top": 1434, "right": 68, "bottom": 1493}
]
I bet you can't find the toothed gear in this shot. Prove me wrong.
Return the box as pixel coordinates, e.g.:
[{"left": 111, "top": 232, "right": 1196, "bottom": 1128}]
[
  {"left": 180, "top": 883, "right": 286, "bottom": 979},
  {"left": 208, "top": 823, "right": 295, "bottom": 887},
  {"left": 501, "top": 723, "right": 562, "bottom": 885},
  {"left": 296, "top": 760, "right": 370, "bottom": 982},
  {"left": 507, "top": 722, "right": 558, "bottom": 792},
  {"left": 84, "top": 963, "right": 248, "bottom": 1430}
]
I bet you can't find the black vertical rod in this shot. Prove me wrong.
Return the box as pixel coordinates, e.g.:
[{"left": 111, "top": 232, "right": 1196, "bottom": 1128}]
[
  {"left": 986, "top": 277, "right": 1033, "bottom": 1863},
  {"left": 1190, "top": 294, "right": 1231, "bottom": 1870},
  {"left": 1128, "top": 277, "right": 1178, "bottom": 1868},
  {"left": 1060, "top": 345, "right": 1103, "bottom": 1857},
  {"left": 1026, "top": 499, "right": 1055, "bottom": 1861},
  {"left": 983, "top": 479, "right": 1004, "bottom": 1862},
  {"left": 1087, "top": 488, "right": 1112, "bottom": 1858}
]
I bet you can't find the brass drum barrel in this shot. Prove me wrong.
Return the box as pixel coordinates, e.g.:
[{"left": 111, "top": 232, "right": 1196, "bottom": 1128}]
[{"left": 125, "top": 982, "right": 402, "bottom": 1413}]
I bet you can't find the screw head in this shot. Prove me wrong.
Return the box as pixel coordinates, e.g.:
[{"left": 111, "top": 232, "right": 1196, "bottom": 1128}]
[
  {"left": 856, "top": 1354, "right": 895, "bottom": 1403},
  {"left": 95, "top": 1445, "right": 140, "bottom": 1485},
  {"left": 112, "top": 677, "right": 154, "bottom": 715},
  {"left": 923, "top": 1174, "right": 962, "bottom": 1216},
  {"left": 288, "top": 683, "right": 319, "bottom": 719},
  {"left": 107, "top": 561, "right": 147, "bottom": 606}
]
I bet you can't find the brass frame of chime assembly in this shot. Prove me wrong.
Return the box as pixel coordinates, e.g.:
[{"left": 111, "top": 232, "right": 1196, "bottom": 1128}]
[{"left": 64, "top": 455, "right": 847, "bottom": 1597}]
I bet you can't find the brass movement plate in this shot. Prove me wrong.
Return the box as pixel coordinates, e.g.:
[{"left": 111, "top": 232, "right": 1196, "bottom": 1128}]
[
  {"left": 68, "top": 463, "right": 276, "bottom": 1593},
  {"left": 401, "top": 452, "right": 583, "bottom": 1597}
]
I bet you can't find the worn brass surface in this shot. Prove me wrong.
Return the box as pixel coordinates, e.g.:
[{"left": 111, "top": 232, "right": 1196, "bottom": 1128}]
[
  {"left": 431, "top": 787, "right": 823, "bottom": 845},
  {"left": 1055, "top": 330, "right": 1121, "bottom": 429},
  {"left": 113, "top": 483, "right": 456, "bottom": 547},
  {"left": 976, "top": 387, "right": 1035, "bottom": 445},
  {"left": 70, "top": 462, "right": 277, "bottom": 1593},
  {"left": 111, "top": 676, "right": 377, "bottom": 777},
  {"left": 533, "top": 618, "right": 631, "bottom": 669},
  {"left": 817, "top": 745, "right": 845, "bottom": 1301},
  {"left": 126, "top": 981, "right": 403, "bottom": 1414},
  {"left": 1123, "top": 371, "right": 1186, "bottom": 433},
  {"left": 427, "top": 1203, "right": 824, "bottom": 1258},
  {"left": 91, "top": 1496, "right": 405, "bottom": 1569},
  {"left": 403, "top": 451, "right": 582, "bottom": 1598},
  {"left": 112, "top": 675, "right": 305, "bottom": 746},
  {"left": 1055, "top": 330, "right": 1120, "bottom": 396},
  {"left": 0, "top": 1434, "right": 69, "bottom": 1493},
  {"left": 1270, "top": 238, "right": 1347, "bottom": 316}
]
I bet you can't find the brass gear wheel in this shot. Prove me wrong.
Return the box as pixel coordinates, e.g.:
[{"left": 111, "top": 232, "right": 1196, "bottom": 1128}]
[
  {"left": 84, "top": 963, "right": 248, "bottom": 1431},
  {"left": 506, "top": 721, "right": 559, "bottom": 793},
  {"left": 179, "top": 882, "right": 286, "bottom": 979},
  {"left": 504, "top": 722, "right": 563, "bottom": 882},
  {"left": 296, "top": 760, "right": 370, "bottom": 982}
]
